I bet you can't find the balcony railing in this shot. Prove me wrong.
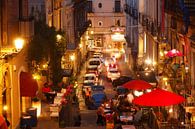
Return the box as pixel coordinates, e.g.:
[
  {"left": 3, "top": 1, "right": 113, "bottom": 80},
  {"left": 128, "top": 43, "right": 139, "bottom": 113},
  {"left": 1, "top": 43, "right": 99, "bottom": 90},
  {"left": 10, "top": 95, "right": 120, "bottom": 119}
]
[{"left": 87, "top": 1, "right": 93, "bottom": 13}]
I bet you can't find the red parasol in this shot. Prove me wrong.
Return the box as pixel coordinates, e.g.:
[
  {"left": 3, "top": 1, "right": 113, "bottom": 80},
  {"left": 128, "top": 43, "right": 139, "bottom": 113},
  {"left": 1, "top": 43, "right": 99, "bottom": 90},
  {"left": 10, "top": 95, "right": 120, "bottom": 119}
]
[
  {"left": 132, "top": 88, "right": 185, "bottom": 106},
  {"left": 165, "top": 49, "right": 183, "bottom": 57},
  {"left": 122, "top": 80, "right": 152, "bottom": 90},
  {"left": 0, "top": 116, "right": 8, "bottom": 129}
]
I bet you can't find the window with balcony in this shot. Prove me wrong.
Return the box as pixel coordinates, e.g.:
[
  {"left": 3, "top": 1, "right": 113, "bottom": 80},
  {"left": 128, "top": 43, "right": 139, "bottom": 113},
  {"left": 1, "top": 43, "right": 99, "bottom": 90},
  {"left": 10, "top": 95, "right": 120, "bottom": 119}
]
[
  {"left": 88, "top": 1, "right": 93, "bottom": 12},
  {"left": 115, "top": 0, "right": 121, "bottom": 13}
]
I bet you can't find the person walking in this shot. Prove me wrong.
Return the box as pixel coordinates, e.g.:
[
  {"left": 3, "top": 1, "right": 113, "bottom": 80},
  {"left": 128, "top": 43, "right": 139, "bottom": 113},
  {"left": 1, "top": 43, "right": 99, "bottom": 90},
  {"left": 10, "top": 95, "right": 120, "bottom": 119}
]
[{"left": 96, "top": 105, "right": 104, "bottom": 126}]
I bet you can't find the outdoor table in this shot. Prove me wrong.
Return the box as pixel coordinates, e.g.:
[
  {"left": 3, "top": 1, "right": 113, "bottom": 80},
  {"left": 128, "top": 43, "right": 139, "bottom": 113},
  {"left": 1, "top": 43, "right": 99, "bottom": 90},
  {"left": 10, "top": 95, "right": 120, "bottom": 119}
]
[
  {"left": 54, "top": 96, "right": 62, "bottom": 105},
  {"left": 57, "top": 93, "right": 64, "bottom": 97}
]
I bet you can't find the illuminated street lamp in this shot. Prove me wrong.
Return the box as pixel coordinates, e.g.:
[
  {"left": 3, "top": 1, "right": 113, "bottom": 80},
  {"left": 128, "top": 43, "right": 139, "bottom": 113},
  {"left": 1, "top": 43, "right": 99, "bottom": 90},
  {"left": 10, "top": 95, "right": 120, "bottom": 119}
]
[
  {"left": 56, "top": 34, "right": 62, "bottom": 42},
  {"left": 90, "top": 31, "right": 94, "bottom": 34},
  {"left": 145, "top": 59, "right": 152, "bottom": 65},
  {"left": 14, "top": 38, "right": 24, "bottom": 52},
  {"left": 70, "top": 54, "right": 75, "bottom": 61}
]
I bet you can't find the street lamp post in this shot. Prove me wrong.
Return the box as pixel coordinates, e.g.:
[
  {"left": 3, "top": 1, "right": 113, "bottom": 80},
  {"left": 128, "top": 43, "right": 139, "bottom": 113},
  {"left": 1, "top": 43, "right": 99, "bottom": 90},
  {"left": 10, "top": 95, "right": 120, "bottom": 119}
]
[{"left": 14, "top": 38, "right": 25, "bottom": 52}]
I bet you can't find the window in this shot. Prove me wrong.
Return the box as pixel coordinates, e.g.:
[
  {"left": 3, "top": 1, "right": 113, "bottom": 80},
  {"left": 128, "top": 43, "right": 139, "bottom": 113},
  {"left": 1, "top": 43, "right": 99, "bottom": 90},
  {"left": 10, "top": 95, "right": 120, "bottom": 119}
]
[
  {"left": 115, "top": 0, "right": 121, "bottom": 12},
  {"left": 98, "top": 3, "right": 102, "bottom": 8},
  {"left": 116, "top": 19, "right": 120, "bottom": 26},
  {"left": 98, "top": 21, "right": 103, "bottom": 27},
  {"left": 88, "top": 1, "right": 93, "bottom": 12}
]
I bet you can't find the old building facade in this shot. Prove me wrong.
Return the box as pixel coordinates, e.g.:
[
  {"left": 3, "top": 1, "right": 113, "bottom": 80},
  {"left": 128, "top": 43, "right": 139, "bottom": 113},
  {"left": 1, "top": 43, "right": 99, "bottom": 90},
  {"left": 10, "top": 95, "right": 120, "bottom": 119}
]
[{"left": 0, "top": 0, "right": 36, "bottom": 128}]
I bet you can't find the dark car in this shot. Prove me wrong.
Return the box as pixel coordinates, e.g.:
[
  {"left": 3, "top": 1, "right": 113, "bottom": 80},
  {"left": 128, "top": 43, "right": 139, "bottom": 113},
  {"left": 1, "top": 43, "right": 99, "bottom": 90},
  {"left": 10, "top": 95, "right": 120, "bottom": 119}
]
[
  {"left": 116, "top": 86, "right": 129, "bottom": 95},
  {"left": 91, "top": 91, "right": 107, "bottom": 108},
  {"left": 112, "top": 76, "right": 133, "bottom": 88}
]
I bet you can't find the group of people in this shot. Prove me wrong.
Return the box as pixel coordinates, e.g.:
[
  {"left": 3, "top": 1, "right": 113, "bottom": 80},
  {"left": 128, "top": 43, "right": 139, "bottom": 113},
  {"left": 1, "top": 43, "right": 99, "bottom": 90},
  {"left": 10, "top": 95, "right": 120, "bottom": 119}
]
[
  {"left": 42, "top": 82, "right": 68, "bottom": 103},
  {"left": 96, "top": 100, "right": 115, "bottom": 126},
  {"left": 95, "top": 98, "right": 144, "bottom": 128}
]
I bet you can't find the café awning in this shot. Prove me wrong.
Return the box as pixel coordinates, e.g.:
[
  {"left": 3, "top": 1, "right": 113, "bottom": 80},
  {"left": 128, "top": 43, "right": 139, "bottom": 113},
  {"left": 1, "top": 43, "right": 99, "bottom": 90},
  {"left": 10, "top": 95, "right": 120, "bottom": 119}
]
[{"left": 20, "top": 72, "right": 38, "bottom": 97}]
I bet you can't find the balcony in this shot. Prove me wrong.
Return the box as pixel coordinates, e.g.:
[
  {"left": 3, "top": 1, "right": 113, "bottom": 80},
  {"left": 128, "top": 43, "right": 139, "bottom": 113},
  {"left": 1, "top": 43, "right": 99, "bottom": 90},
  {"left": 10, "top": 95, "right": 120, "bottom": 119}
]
[
  {"left": 87, "top": 1, "right": 93, "bottom": 13},
  {"left": 19, "top": 17, "right": 34, "bottom": 38},
  {"left": 184, "top": 0, "right": 195, "bottom": 16}
]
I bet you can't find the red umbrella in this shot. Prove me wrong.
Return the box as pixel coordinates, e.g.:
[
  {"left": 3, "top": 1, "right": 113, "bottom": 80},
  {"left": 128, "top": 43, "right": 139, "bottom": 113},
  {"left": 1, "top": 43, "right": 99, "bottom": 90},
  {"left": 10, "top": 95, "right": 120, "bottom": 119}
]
[
  {"left": 0, "top": 116, "right": 8, "bottom": 129},
  {"left": 122, "top": 80, "right": 152, "bottom": 90},
  {"left": 132, "top": 88, "right": 185, "bottom": 106},
  {"left": 166, "top": 49, "right": 183, "bottom": 57}
]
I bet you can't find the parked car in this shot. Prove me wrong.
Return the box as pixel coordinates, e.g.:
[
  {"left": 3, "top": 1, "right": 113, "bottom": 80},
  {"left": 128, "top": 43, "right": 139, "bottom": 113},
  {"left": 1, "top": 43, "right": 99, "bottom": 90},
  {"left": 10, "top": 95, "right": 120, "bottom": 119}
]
[
  {"left": 88, "top": 91, "right": 107, "bottom": 109},
  {"left": 82, "top": 82, "right": 95, "bottom": 93},
  {"left": 86, "top": 69, "right": 99, "bottom": 78},
  {"left": 83, "top": 73, "right": 97, "bottom": 84},
  {"left": 87, "top": 58, "right": 103, "bottom": 73}
]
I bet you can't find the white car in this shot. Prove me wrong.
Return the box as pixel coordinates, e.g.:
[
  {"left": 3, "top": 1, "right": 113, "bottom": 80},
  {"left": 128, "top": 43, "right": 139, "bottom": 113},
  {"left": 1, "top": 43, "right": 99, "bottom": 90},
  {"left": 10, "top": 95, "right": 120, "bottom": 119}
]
[
  {"left": 107, "top": 68, "right": 120, "bottom": 81},
  {"left": 87, "top": 58, "right": 103, "bottom": 73},
  {"left": 83, "top": 73, "right": 97, "bottom": 84}
]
